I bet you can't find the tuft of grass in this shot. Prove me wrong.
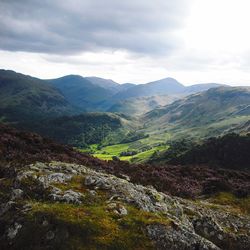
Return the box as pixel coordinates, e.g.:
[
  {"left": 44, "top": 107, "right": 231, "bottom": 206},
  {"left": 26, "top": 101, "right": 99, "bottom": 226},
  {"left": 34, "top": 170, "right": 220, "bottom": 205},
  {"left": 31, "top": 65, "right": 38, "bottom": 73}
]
[{"left": 207, "top": 192, "right": 250, "bottom": 215}]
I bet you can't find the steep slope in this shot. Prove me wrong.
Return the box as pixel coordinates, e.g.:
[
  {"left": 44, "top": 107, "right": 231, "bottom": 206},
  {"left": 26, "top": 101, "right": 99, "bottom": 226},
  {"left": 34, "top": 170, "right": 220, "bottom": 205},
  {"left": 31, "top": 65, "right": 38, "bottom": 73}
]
[
  {"left": 185, "top": 83, "right": 226, "bottom": 94},
  {"left": 85, "top": 77, "right": 134, "bottom": 94},
  {"left": 113, "top": 77, "right": 185, "bottom": 100},
  {"left": 149, "top": 133, "right": 250, "bottom": 170},
  {"left": 144, "top": 87, "right": 250, "bottom": 138},
  {"left": 0, "top": 70, "right": 76, "bottom": 123},
  {"left": 85, "top": 76, "right": 120, "bottom": 93},
  {"left": 49, "top": 75, "right": 113, "bottom": 111},
  {"left": 32, "top": 112, "right": 137, "bottom": 147},
  {"left": 103, "top": 81, "right": 227, "bottom": 115},
  {"left": 107, "top": 95, "right": 179, "bottom": 116}
]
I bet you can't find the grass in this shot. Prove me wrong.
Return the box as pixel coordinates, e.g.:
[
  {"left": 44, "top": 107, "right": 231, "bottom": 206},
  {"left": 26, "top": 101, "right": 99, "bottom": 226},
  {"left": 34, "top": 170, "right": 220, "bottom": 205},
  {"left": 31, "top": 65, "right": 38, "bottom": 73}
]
[
  {"left": 91, "top": 143, "right": 167, "bottom": 162},
  {"left": 207, "top": 192, "right": 250, "bottom": 215},
  {"left": 16, "top": 197, "right": 170, "bottom": 250}
]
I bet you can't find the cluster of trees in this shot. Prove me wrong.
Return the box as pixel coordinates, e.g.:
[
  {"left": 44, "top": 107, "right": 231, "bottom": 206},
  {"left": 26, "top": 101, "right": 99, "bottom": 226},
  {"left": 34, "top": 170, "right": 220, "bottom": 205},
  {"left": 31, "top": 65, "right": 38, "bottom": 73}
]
[
  {"left": 31, "top": 114, "right": 122, "bottom": 147},
  {"left": 154, "top": 133, "right": 250, "bottom": 170},
  {"left": 120, "top": 131, "right": 148, "bottom": 143}
]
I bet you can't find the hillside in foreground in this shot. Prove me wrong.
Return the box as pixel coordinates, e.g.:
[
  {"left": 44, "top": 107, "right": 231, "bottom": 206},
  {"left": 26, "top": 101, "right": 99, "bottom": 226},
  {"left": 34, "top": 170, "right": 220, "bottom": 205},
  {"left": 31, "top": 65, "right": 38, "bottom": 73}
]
[{"left": 0, "top": 124, "right": 249, "bottom": 249}]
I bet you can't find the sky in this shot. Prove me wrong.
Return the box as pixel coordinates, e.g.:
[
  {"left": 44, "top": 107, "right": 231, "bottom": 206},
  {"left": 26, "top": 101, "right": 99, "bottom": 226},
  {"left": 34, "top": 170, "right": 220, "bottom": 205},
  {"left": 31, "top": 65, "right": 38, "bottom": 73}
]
[{"left": 0, "top": 0, "right": 250, "bottom": 85}]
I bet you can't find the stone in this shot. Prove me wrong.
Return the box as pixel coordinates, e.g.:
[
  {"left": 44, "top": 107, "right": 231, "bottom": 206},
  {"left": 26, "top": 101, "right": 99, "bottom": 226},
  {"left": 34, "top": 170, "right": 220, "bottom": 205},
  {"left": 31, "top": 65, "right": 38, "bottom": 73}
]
[
  {"left": 107, "top": 203, "right": 128, "bottom": 216},
  {"left": 49, "top": 189, "right": 83, "bottom": 204},
  {"left": 146, "top": 223, "right": 220, "bottom": 250},
  {"left": 46, "top": 231, "right": 55, "bottom": 240},
  {"left": 7, "top": 223, "right": 22, "bottom": 240},
  {"left": 0, "top": 201, "right": 15, "bottom": 216},
  {"left": 88, "top": 190, "right": 97, "bottom": 196},
  {"left": 85, "top": 175, "right": 112, "bottom": 190},
  {"left": 2, "top": 161, "right": 249, "bottom": 249},
  {"left": 42, "top": 220, "right": 49, "bottom": 227},
  {"left": 11, "top": 188, "right": 23, "bottom": 200},
  {"left": 63, "top": 190, "right": 83, "bottom": 204},
  {"left": 117, "top": 205, "right": 128, "bottom": 216},
  {"left": 217, "top": 234, "right": 223, "bottom": 240}
]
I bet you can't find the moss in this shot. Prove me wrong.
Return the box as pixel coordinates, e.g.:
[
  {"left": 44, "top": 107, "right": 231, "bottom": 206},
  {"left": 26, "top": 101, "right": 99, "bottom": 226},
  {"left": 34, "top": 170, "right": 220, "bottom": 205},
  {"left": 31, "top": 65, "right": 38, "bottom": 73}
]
[
  {"left": 183, "top": 207, "right": 199, "bottom": 219},
  {"left": 52, "top": 175, "right": 87, "bottom": 193},
  {"left": 19, "top": 176, "right": 51, "bottom": 200},
  {"left": 0, "top": 178, "right": 13, "bottom": 201},
  {"left": 10, "top": 199, "right": 171, "bottom": 250}
]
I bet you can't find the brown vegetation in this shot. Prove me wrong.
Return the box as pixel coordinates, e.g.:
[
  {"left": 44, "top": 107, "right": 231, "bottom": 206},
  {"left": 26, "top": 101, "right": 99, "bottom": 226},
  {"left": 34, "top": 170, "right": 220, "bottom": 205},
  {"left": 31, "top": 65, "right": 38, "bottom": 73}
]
[{"left": 1, "top": 124, "right": 249, "bottom": 198}]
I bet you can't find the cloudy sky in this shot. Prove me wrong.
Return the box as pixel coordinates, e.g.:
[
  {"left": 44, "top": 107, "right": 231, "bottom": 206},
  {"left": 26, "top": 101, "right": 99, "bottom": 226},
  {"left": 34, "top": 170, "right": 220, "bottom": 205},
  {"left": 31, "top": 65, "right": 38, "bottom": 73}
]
[{"left": 0, "top": 0, "right": 250, "bottom": 85}]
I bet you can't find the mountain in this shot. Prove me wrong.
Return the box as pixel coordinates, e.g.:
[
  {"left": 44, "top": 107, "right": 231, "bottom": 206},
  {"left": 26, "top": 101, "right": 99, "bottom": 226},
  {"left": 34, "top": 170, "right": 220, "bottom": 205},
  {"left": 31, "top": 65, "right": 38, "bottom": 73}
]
[
  {"left": 85, "top": 77, "right": 135, "bottom": 94},
  {"left": 143, "top": 86, "right": 250, "bottom": 139},
  {"left": 32, "top": 112, "right": 137, "bottom": 147},
  {"left": 48, "top": 75, "right": 113, "bottom": 111},
  {"left": 1, "top": 123, "right": 249, "bottom": 249},
  {"left": 145, "top": 87, "right": 250, "bottom": 125},
  {"left": 107, "top": 95, "right": 179, "bottom": 116},
  {"left": 85, "top": 76, "right": 120, "bottom": 93},
  {"left": 185, "top": 83, "right": 226, "bottom": 94},
  {"left": 113, "top": 77, "right": 185, "bottom": 100},
  {"left": 0, "top": 69, "right": 77, "bottom": 124}
]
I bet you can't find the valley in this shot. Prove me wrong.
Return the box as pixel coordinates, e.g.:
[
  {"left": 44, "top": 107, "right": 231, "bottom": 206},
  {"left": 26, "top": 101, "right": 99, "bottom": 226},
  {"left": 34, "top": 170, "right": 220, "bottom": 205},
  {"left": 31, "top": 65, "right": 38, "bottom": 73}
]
[
  {"left": 2, "top": 1, "right": 250, "bottom": 249},
  {"left": 0, "top": 69, "right": 250, "bottom": 249},
  {"left": 1, "top": 69, "right": 250, "bottom": 164}
]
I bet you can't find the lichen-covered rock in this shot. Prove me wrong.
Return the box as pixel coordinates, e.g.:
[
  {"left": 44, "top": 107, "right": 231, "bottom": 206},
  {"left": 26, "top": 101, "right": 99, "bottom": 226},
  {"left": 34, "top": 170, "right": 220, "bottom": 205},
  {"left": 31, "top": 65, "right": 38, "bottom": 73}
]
[
  {"left": 38, "top": 172, "right": 72, "bottom": 188},
  {"left": 7, "top": 223, "right": 22, "bottom": 240},
  {"left": 0, "top": 161, "right": 249, "bottom": 250},
  {"left": 107, "top": 202, "right": 128, "bottom": 216},
  {"left": 147, "top": 223, "right": 221, "bottom": 250},
  {"left": 193, "top": 216, "right": 225, "bottom": 245},
  {"left": 11, "top": 189, "right": 23, "bottom": 200},
  {"left": 49, "top": 189, "right": 83, "bottom": 204}
]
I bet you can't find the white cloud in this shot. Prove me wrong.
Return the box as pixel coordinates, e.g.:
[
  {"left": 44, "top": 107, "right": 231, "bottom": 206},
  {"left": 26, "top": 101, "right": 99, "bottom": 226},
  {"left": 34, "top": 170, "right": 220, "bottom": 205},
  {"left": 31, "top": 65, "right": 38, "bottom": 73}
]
[{"left": 0, "top": 0, "right": 250, "bottom": 85}]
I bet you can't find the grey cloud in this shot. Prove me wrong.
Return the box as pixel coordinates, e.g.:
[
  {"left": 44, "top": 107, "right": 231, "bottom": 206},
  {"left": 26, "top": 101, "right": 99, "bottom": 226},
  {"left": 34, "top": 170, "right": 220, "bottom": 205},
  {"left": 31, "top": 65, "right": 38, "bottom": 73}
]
[{"left": 0, "top": 0, "right": 189, "bottom": 55}]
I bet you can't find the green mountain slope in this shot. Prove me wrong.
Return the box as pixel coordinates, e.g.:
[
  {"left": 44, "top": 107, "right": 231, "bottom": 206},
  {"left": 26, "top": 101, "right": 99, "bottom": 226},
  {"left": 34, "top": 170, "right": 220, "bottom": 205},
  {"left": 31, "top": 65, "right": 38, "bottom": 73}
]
[
  {"left": 32, "top": 112, "right": 138, "bottom": 148},
  {"left": 144, "top": 87, "right": 250, "bottom": 137},
  {"left": 113, "top": 77, "right": 185, "bottom": 100},
  {"left": 0, "top": 69, "right": 77, "bottom": 123},
  {"left": 149, "top": 133, "right": 250, "bottom": 170},
  {"left": 85, "top": 77, "right": 134, "bottom": 94},
  {"left": 107, "top": 95, "right": 179, "bottom": 116},
  {"left": 48, "top": 75, "right": 113, "bottom": 111}
]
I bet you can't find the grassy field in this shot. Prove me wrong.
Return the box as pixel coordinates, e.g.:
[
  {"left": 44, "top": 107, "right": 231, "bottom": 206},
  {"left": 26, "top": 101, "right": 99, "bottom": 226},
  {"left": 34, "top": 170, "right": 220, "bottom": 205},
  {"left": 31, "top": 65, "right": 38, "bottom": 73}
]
[
  {"left": 81, "top": 142, "right": 167, "bottom": 163},
  {"left": 79, "top": 114, "right": 250, "bottom": 163}
]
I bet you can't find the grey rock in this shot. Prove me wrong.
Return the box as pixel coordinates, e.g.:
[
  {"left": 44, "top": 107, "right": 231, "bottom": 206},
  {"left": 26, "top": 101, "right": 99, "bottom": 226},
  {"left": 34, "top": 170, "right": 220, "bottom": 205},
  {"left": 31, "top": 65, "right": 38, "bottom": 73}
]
[
  {"left": 49, "top": 189, "right": 83, "bottom": 204},
  {"left": 17, "top": 170, "right": 35, "bottom": 181},
  {"left": 0, "top": 201, "right": 15, "bottom": 216},
  {"left": 85, "top": 175, "right": 112, "bottom": 190},
  {"left": 46, "top": 230, "right": 55, "bottom": 240},
  {"left": 42, "top": 220, "right": 49, "bottom": 227},
  {"left": 7, "top": 223, "right": 22, "bottom": 240},
  {"left": 147, "top": 223, "right": 221, "bottom": 250},
  {"left": 11, "top": 189, "right": 23, "bottom": 200},
  {"left": 88, "top": 190, "right": 97, "bottom": 196},
  {"left": 5, "top": 161, "right": 249, "bottom": 249},
  {"left": 107, "top": 202, "right": 128, "bottom": 216}
]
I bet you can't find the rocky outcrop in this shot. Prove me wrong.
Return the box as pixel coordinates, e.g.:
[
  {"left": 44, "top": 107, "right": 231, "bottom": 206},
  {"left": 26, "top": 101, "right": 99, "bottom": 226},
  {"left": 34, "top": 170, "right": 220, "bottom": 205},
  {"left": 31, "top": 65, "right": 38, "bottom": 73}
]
[{"left": 0, "top": 161, "right": 249, "bottom": 249}]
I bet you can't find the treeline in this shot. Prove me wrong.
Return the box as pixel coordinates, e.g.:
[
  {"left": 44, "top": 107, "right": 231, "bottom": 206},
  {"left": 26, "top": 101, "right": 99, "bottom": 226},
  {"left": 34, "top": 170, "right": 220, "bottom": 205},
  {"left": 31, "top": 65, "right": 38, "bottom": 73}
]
[
  {"left": 150, "top": 133, "right": 250, "bottom": 170},
  {"left": 19, "top": 113, "right": 122, "bottom": 148}
]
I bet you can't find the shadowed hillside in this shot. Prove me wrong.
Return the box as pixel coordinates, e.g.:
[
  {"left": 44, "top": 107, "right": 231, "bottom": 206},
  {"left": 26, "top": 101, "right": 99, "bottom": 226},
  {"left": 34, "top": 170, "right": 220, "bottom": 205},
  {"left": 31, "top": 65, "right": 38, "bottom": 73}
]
[{"left": 0, "top": 70, "right": 77, "bottom": 123}]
